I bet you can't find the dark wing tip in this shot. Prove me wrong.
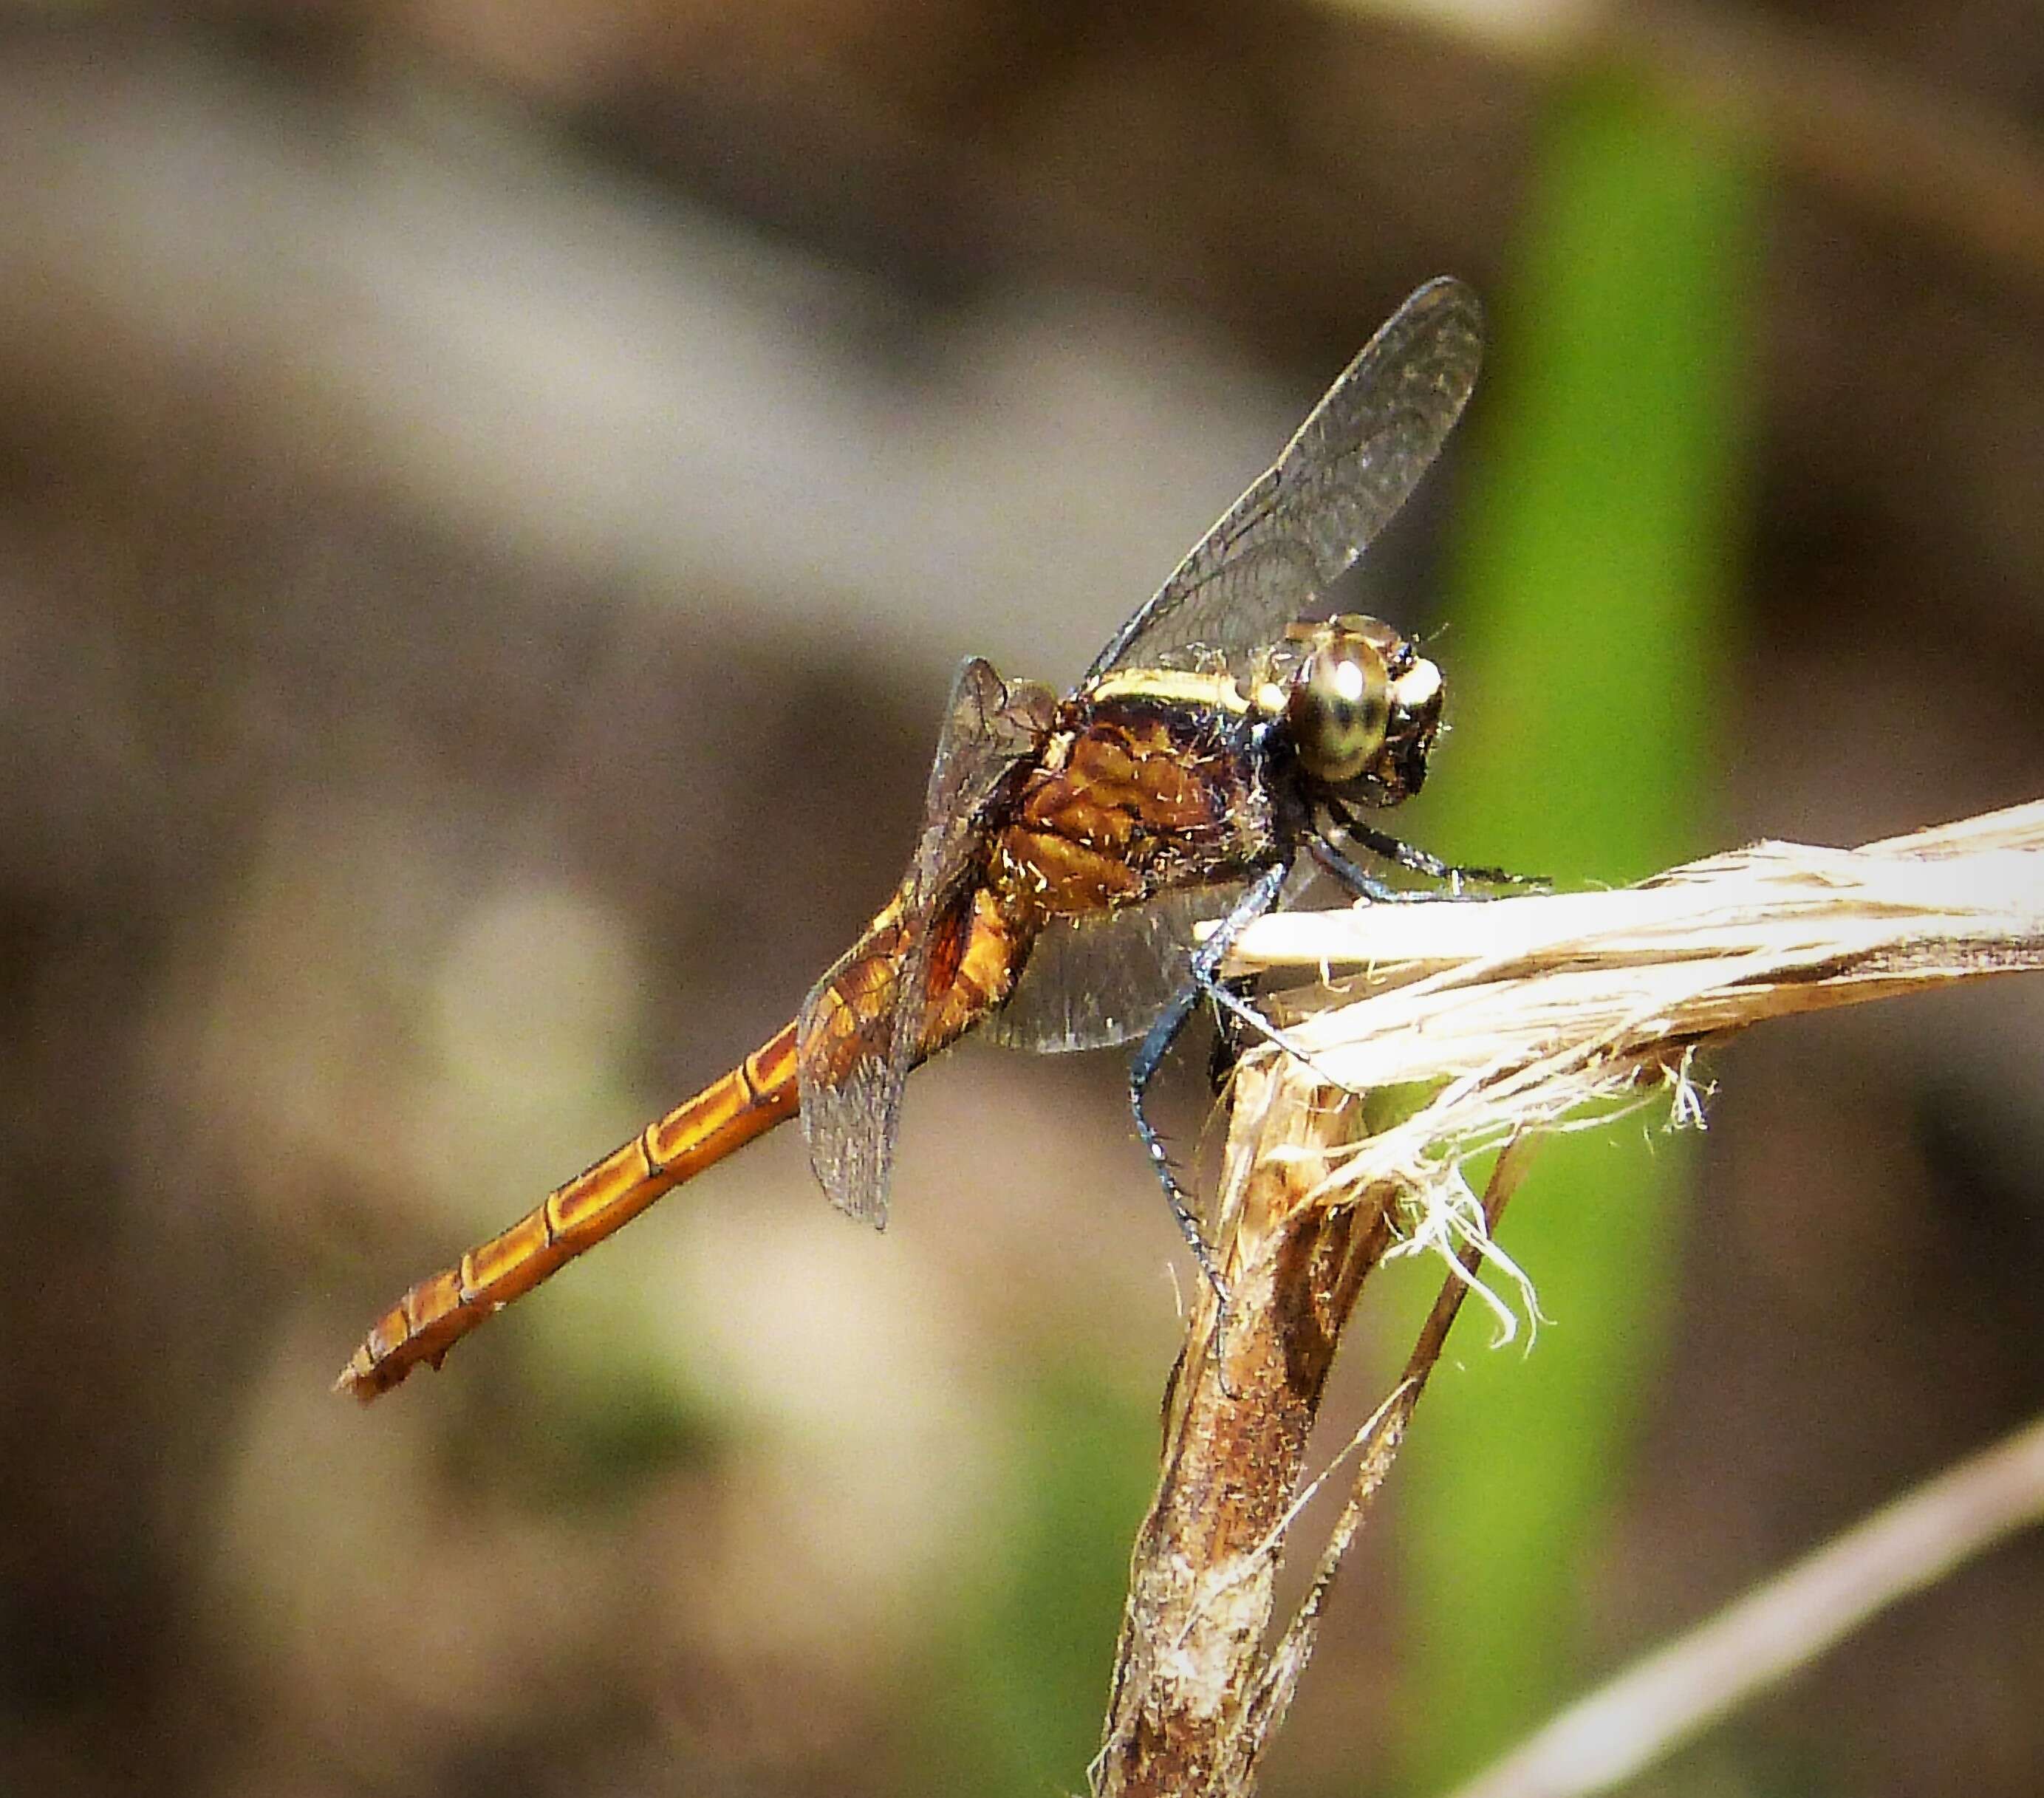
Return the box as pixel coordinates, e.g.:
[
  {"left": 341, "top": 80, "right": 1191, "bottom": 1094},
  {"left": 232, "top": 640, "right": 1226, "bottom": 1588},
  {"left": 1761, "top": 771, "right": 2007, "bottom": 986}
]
[{"left": 1400, "top": 274, "right": 1484, "bottom": 342}]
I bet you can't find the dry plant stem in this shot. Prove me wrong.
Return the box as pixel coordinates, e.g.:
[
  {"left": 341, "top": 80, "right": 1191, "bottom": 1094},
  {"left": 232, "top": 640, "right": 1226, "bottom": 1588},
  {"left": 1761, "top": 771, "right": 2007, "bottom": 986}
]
[
  {"left": 1443, "top": 1407, "right": 2044, "bottom": 1798},
  {"left": 1093, "top": 1058, "right": 1390, "bottom": 1798},
  {"left": 1614, "top": 5, "right": 2044, "bottom": 299},
  {"left": 1222, "top": 802, "right": 2044, "bottom": 1192},
  {"left": 1089, "top": 801, "right": 2044, "bottom": 1796},
  {"left": 1229, "top": 1130, "right": 1537, "bottom": 1782},
  {"left": 1091, "top": 1073, "right": 1525, "bottom": 1798},
  {"left": 1398, "top": 0, "right": 2044, "bottom": 298}
]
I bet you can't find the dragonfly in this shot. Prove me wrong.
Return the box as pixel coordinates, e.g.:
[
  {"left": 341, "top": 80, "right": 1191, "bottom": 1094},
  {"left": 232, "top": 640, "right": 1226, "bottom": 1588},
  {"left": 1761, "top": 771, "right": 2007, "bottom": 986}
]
[{"left": 338, "top": 276, "right": 1489, "bottom": 1401}]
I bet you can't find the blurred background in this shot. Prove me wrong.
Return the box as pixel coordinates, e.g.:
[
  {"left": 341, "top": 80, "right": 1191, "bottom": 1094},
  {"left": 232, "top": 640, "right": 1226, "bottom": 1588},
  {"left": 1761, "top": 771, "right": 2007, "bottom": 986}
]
[{"left": 3, "top": 4, "right": 2042, "bottom": 1795}]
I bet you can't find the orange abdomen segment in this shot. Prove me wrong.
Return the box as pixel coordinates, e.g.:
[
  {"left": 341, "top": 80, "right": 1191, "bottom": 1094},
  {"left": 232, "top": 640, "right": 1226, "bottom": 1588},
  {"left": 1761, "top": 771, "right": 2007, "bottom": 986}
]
[{"left": 335, "top": 1021, "right": 801, "bottom": 1401}]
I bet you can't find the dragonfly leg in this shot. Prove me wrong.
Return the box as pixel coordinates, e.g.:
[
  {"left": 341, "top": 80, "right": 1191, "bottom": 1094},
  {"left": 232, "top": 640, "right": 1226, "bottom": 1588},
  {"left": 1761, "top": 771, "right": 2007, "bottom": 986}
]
[
  {"left": 1197, "top": 963, "right": 1346, "bottom": 1082},
  {"left": 1128, "top": 862, "right": 1288, "bottom": 1310},
  {"left": 1306, "top": 833, "right": 1410, "bottom": 903},
  {"left": 1324, "top": 804, "right": 1545, "bottom": 895},
  {"left": 1310, "top": 830, "right": 1522, "bottom": 907},
  {"left": 1206, "top": 974, "right": 1263, "bottom": 1090}
]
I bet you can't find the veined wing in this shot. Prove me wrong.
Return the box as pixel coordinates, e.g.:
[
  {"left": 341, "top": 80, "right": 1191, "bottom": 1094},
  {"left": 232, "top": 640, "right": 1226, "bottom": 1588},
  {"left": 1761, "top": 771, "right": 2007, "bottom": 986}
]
[
  {"left": 1084, "top": 277, "right": 1483, "bottom": 683},
  {"left": 797, "top": 657, "right": 1054, "bottom": 1225},
  {"left": 979, "top": 884, "right": 1244, "bottom": 1054}
]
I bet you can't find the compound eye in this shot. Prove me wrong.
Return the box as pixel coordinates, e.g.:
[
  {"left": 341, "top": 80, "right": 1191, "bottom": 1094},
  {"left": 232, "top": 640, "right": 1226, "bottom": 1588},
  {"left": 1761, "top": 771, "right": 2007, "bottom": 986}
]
[{"left": 1288, "top": 633, "right": 1389, "bottom": 784}]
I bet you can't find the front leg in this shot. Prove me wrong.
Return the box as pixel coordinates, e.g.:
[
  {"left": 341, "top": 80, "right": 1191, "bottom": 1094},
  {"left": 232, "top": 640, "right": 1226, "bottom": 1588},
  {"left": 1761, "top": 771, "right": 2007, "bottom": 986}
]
[
  {"left": 1309, "top": 831, "right": 1508, "bottom": 905},
  {"left": 1325, "top": 800, "right": 1546, "bottom": 895}
]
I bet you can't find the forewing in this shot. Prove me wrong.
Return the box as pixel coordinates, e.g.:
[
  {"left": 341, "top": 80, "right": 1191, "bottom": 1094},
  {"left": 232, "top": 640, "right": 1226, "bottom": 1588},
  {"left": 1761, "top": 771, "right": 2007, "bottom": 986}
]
[
  {"left": 1085, "top": 277, "right": 1483, "bottom": 681},
  {"left": 798, "top": 659, "right": 1052, "bottom": 1225},
  {"left": 906, "top": 665, "right": 1058, "bottom": 916},
  {"left": 980, "top": 883, "right": 1245, "bottom": 1053}
]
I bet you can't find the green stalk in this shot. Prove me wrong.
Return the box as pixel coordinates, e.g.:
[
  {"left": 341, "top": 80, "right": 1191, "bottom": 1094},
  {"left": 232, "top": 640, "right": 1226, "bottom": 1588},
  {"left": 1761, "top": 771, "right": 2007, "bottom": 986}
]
[{"left": 1393, "top": 69, "right": 1760, "bottom": 1792}]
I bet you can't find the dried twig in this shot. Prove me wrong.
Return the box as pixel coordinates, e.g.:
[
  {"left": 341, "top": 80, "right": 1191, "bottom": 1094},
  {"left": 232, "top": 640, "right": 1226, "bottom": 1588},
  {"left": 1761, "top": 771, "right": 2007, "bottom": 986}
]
[
  {"left": 1093, "top": 801, "right": 2044, "bottom": 1795},
  {"left": 1093, "top": 1053, "right": 1394, "bottom": 1797}
]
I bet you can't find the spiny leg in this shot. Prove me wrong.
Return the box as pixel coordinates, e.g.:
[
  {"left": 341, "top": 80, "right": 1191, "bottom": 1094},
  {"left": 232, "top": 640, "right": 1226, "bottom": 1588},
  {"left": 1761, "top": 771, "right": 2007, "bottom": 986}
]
[
  {"left": 1204, "top": 973, "right": 1276, "bottom": 1090},
  {"left": 1325, "top": 799, "right": 1546, "bottom": 893},
  {"left": 1128, "top": 861, "right": 1288, "bottom": 1314},
  {"left": 1310, "top": 830, "right": 1536, "bottom": 911},
  {"left": 1306, "top": 833, "right": 1410, "bottom": 903}
]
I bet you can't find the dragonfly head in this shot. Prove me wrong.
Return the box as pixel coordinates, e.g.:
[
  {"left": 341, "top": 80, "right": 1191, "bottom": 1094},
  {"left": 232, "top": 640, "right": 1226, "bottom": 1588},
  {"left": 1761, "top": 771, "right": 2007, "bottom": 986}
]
[{"left": 1253, "top": 615, "right": 1443, "bottom": 806}]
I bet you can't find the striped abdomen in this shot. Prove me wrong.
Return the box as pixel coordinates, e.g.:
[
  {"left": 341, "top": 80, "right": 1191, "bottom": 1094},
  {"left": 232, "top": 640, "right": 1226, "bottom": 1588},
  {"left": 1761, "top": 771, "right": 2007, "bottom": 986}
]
[{"left": 335, "top": 1024, "right": 801, "bottom": 1400}]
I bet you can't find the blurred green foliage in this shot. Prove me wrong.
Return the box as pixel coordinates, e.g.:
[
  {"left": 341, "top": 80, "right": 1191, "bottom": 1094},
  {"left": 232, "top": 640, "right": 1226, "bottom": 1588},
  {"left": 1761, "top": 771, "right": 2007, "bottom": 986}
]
[
  {"left": 914, "top": 1366, "right": 1158, "bottom": 1795},
  {"left": 1392, "top": 70, "right": 1760, "bottom": 1792}
]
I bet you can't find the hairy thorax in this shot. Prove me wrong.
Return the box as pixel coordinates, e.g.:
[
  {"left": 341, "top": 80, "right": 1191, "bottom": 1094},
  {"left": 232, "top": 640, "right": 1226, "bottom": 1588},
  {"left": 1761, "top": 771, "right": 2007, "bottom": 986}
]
[{"left": 991, "top": 686, "right": 1268, "bottom": 922}]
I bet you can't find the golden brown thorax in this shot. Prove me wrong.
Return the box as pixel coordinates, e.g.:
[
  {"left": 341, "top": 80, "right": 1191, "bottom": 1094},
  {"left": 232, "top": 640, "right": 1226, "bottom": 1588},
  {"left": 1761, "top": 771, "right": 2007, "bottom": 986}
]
[{"left": 992, "top": 686, "right": 1266, "bottom": 922}]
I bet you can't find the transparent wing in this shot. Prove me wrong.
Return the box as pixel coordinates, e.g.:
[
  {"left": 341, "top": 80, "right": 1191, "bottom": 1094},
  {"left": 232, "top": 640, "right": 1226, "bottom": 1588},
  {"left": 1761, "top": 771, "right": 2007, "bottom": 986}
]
[
  {"left": 1084, "top": 277, "right": 1483, "bottom": 682},
  {"left": 980, "top": 883, "right": 1245, "bottom": 1053},
  {"left": 797, "top": 659, "right": 1053, "bottom": 1226},
  {"left": 905, "top": 666, "right": 1059, "bottom": 925},
  {"left": 797, "top": 904, "right": 917, "bottom": 1229}
]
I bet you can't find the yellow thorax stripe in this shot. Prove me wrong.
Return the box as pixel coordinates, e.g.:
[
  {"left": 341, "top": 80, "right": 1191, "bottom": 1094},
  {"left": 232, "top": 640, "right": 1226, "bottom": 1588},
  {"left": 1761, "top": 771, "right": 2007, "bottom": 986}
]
[{"left": 1081, "top": 666, "right": 1252, "bottom": 716}]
